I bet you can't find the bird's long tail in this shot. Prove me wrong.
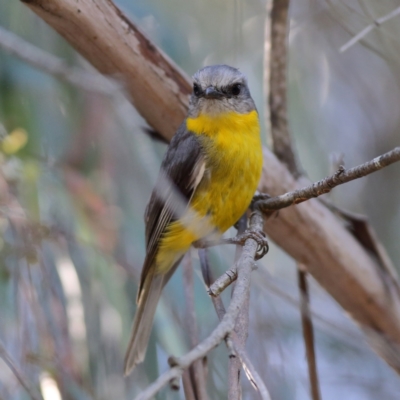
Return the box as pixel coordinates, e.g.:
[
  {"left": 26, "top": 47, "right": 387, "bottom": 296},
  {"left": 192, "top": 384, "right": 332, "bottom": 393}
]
[
  {"left": 124, "top": 258, "right": 182, "bottom": 376},
  {"left": 123, "top": 270, "right": 164, "bottom": 376}
]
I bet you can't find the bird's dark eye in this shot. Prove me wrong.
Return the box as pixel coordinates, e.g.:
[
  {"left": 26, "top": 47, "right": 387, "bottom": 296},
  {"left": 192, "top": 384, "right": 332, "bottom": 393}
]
[
  {"left": 193, "top": 83, "right": 201, "bottom": 96},
  {"left": 231, "top": 83, "right": 241, "bottom": 96}
]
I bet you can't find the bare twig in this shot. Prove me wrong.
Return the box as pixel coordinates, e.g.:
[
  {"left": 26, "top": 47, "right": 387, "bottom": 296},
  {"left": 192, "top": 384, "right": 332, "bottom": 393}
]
[
  {"left": 208, "top": 268, "right": 238, "bottom": 297},
  {"left": 228, "top": 215, "right": 248, "bottom": 400},
  {"left": 340, "top": 6, "right": 400, "bottom": 52},
  {"left": 256, "top": 147, "right": 400, "bottom": 212},
  {"left": 0, "top": 341, "right": 44, "bottom": 400},
  {"left": 298, "top": 266, "right": 322, "bottom": 400},
  {"left": 0, "top": 26, "right": 119, "bottom": 95},
  {"left": 134, "top": 212, "right": 264, "bottom": 400},
  {"left": 182, "top": 254, "right": 209, "bottom": 400},
  {"left": 198, "top": 249, "right": 271, "bottom": 400}
]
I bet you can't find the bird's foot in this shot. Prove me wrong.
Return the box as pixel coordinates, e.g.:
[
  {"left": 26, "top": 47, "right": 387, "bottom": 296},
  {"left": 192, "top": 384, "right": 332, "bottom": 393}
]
[{"left": 222, "top": 230, "right": 269, "bottom": 260}]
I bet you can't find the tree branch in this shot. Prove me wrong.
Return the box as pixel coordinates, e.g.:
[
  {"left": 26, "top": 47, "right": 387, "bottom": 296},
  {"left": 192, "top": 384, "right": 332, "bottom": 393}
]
[
  {"left": 228, "top": 215, "right": 248, "bottom": 400},
  {"left": 134, "top": 212, "right": 264, "bottom": 400},
  {"left": 340, "top": 6, "right": 400, "bottom": 52},
  {"left": 255, "top": 147, "right": 400, "bottom": 211},
  {"left": 298, "top": 265, "right": 322, "bottom": 400}
]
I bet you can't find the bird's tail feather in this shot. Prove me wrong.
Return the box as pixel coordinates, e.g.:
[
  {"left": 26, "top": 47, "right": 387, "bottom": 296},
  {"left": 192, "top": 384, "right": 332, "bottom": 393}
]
[{"left": 124, "top": 271, "right": 164, "bottom": 376}]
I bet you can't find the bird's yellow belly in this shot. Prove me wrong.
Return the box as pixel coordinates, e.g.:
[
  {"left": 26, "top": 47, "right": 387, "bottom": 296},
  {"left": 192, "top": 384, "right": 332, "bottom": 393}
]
[{"left": 156, "top": 110, "right": 262, "bottom": 272}]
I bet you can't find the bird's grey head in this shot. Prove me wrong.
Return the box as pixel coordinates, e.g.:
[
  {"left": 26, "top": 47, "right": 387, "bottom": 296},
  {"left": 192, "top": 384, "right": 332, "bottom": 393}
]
[{"left": 188, "top": 65, "right": 256, "bottom": 117}]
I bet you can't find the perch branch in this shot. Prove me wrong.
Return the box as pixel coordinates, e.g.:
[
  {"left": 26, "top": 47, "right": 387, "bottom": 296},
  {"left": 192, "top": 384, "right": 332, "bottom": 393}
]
[
  {"left": 134, "top": 212, "right": 264, "bottom": 400},
  {"left": 255, "top": 147, "right": 400, "bottom": 211}
]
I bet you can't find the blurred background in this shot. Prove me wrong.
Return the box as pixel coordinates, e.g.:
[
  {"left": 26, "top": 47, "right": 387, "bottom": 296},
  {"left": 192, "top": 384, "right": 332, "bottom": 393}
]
[{"left": 1, "top": 0, "right": 400, "bottom": 399}]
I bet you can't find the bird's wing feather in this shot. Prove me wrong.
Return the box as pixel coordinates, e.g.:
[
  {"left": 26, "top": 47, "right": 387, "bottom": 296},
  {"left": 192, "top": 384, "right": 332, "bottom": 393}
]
[{"left": 138, "top": 122, "right": 206, "bottom": 298}]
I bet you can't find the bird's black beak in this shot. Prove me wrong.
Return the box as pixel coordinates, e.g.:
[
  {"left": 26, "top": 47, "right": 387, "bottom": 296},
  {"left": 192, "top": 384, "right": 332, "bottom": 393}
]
[{"left": 204, "top": 86, "right": 224, "bottom": 99}]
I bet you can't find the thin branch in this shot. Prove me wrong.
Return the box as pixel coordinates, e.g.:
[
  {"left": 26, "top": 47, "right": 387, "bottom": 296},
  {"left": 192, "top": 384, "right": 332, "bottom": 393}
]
[
  {"left": 340, "top": 6, "right": 400, "bottom": 52},
  {"left": 182, "top": 254, "right": 209, "bottom": 400},
  {"left": 198, "top": 249, "right": 271, "bottom": 400},
  {"left": 0, "top": 26, "right": 119, "bottom": 95},
  {"left": 0, "top": 341, "right": 44, "bottom": 400},
  {"left": 228, "top": 215, "right": 248, "bottom": 400},
  {"left": 298, "top": 266, "right": 322, "bottom": 400},
  {"left": 256, "top": 147, "right": 400, "bottom": 212},
  {"left": 134, "top": 212, "right": 264, "bottom": 400}
]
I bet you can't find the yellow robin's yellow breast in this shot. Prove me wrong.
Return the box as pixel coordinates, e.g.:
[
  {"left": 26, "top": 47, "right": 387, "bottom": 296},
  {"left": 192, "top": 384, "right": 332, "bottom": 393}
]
[
  {"left": 156, "top": 110, "right": 262, "bottom": 272},
  {"left": 187, "top": 110, "right": 263, "bottom": 232}
]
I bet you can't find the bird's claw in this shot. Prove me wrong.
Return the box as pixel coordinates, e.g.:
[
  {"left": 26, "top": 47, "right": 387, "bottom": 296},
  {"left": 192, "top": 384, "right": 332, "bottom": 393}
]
[{"left": 229, "top": 229, "right": 269, "bottom": 260}]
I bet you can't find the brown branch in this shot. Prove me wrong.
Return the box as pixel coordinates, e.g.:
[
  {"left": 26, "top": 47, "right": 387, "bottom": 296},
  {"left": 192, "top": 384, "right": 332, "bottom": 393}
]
[
  {"left": 256, "top": 147, "right": 400, "bottom": 212},
  {"left": 298, "top": 266, "right": 322, "bottom": 400},
  {"left": 134, "top": 212, "right": 265, "bottom": 400}
]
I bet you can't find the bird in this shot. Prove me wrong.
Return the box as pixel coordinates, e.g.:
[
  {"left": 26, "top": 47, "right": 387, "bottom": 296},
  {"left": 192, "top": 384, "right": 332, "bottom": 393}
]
[{"left": 124, "top": 64, "right": 264, "bottom": 375}]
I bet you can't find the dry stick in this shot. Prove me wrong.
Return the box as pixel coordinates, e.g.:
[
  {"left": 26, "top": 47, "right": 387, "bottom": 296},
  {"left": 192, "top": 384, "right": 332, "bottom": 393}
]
[
  {"left": 182, "top": 254, "right": 209, "bottom": 400},
  {"left": 228, "top": 215, "right": 248, "bottom": 400},
  {"left": 0, "top": 26, "right": 119, "bottom": 95},
  {"left": 198, "top": 249, "right": 271, "bottom": 400},
  {"left": 256, "top": 147, "right": 400, "bottom": 212},
  {"left": 0, "top": 341, "right": 44, "bottom": 400},
  {"left": 134, "top": 211, "right": 265, "bottom": 400},
  {"left": 298, "top": 265, "right": 322, "bottom": 400},
  {"left": 340, "top": 6, "right": 400, "bottom": 52},
  {"left": 268, "top": 1, "right": 321, "bottom": 396}
]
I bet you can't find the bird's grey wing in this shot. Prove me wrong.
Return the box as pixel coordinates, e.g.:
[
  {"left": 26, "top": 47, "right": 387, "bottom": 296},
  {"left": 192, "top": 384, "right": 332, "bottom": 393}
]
[{"left": 139, "top": 122, "right": 206, "bottom": 298}]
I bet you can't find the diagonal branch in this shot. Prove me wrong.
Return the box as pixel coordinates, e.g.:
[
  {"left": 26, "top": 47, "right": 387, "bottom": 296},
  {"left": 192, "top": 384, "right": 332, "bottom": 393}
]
[
  {"left": 340, "top": 6, "right": 400, "bottom": 52},
  {"left": 0, "top": 26, "right": 119, "bottom": 95}
]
